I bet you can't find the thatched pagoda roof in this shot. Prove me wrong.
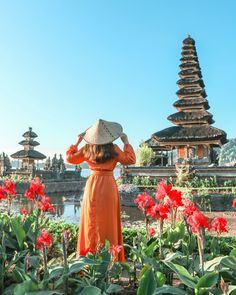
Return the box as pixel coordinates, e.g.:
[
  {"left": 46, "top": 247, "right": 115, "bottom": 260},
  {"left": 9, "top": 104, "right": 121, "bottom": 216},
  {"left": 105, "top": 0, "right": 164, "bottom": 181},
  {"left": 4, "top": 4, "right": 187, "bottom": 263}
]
[
  {"left": 168, "top": 110, "right": 214, "bottom": 124},
  {"left": 179, "top": 62, "right": 200, "bottom": 69},
  {"left": 11, "top": 150, "right": 46, "bottom": 160},
  {"left": 152, "top": 126, "right": 227, "bottom": 144},
  {"left": 179, "top": 69, "right": 202, "bottom": 77},
  {"left": 180, "top": 56, "right": 198, "bottom": 62},
  {"left": 177, "top": 78, "right": 205, "bottom": 87},
  {"left": 19, "top": 140, "right": 40, "bottom": 146},
  {"left": 173, "top": 98, "right": 209, "bottom": 109},
  {"left": 23, "top": 127, "right": 38, "bottom": 138},
  {"left": 183, "top": 36, "right": 195, "bottom": 45},
  {"left": 145, "top": 137, "right": 171, "bottom": 150},
  {"left": 176, "top": 88, "right": 207, "bottom": 97}
]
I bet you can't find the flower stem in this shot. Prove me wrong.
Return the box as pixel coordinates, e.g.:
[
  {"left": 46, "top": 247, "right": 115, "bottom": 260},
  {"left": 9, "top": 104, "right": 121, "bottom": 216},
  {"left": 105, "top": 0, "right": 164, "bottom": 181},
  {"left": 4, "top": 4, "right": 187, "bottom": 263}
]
[
  {"left": 42, "top": 245, "right": 49, "bottom": 289},
  {"left": 159, "top": 219, "right": 163, "bottom": 258},
  {"left": 197, "top": 235, "right": 204, "bottom": 276},
  {"left": 62, "top": 234, "right": 69, "bottom": 294}
]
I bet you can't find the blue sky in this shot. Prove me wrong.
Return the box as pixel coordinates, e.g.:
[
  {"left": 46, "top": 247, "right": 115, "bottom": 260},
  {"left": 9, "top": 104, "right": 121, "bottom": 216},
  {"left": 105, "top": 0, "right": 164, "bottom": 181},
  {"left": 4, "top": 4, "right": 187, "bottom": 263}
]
[{"left": 0, "top": 0, "right": 235, "bottom": 159}]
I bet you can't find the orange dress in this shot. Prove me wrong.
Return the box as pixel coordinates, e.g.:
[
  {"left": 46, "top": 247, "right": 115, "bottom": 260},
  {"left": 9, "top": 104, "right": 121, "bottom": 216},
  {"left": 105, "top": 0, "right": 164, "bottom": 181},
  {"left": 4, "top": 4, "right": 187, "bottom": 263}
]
[{"left": 66, "top": 143, "right": 136, "bottom": 261}]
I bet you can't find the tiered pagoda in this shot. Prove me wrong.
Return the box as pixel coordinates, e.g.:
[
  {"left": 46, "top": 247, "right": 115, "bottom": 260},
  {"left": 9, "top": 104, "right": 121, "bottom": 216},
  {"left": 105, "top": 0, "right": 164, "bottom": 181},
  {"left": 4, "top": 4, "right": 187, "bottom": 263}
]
[
  {"left": 148, "top": 36, "right": 227, "bottom": 166},
  {"left": 11, "top": 127, "right": 46, "bottom": 171}
]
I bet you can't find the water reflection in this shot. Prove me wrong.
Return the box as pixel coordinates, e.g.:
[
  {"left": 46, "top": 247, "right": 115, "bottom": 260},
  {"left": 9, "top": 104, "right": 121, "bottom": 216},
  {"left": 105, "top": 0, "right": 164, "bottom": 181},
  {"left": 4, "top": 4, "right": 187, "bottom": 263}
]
[
  {"left": 1, "top": 168, "right": 141, "bottom": 224},
  {"left": 11, "top": 192, "right": 82, "bottom": 224},
  {"left": 8, "top": 191, "right": 143, "bottom": 225}
]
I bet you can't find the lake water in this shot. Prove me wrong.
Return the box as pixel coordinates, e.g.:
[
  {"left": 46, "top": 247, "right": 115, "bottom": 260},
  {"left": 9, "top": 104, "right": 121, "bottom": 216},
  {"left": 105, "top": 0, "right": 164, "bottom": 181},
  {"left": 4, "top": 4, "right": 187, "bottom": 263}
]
[{"left": 4, "top": 167, "right": 142, "bottom": 224}]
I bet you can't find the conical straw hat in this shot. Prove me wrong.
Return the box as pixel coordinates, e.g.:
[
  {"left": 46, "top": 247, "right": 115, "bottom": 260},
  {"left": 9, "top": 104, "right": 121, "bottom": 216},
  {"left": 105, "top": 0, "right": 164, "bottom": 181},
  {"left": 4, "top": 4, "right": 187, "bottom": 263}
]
[{"left": 83, "top": 119, "right": 123, "bottom": 145}]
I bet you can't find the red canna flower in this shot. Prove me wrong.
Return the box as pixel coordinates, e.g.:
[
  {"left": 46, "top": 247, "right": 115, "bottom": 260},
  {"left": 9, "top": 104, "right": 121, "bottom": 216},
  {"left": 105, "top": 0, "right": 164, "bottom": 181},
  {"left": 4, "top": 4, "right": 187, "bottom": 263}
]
[
  {"left": 147, "top": 226, "right": 156, "bottom": 237},
  {"left": 146, "top": 203, "right": 170, "bottom": 221},
  {"left": 38, "top": 196, "right": 55, "bottom": 213},
  {"left": 108, "top": 245, "right": 123, "bottom": 257},
  {"left": 155, "top": 180, "right": 173, "bottom": 201},
  {"left": 211, "top": 217, "right": 228, "bottom": 235},
  {"left": 25, "top": 177, "right": 45, "bottom": 201},
  {"left": 3, "top": 179, "right": 16, "bottom": 196},
  {"left": 183, "top": 200, "right": 199, "bottom": 217},
  {"left": 20, "top": 208, "right": 28, "bottom": 215},
  {"left": 232, "top": 198, "right": 236, "bottom": 207},
  {"left": 187, "top": 211, "right": 210, "bottom": 234},
  {"left": 134, "top": 192, "right": 155, "bottom": 212},
  {"left": 0, "top": 186, "right": 7, "bottom": 201},
  {"left": 79, "top": 247, "right": 94, "bottom": 256},
  {"left": 24, "top": 189, "right": 35, "bottom": 201},
  {"left": 36, "top": 230, "right": 52, "bottom": 250},
  {"left": 166, "top": 189, "right": 183, "bottom": 208}
]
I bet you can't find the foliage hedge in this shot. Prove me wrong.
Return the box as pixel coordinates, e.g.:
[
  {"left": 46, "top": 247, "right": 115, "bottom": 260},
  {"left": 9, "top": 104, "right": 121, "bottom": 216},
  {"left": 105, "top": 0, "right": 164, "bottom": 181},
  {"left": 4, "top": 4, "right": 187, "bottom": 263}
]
[{"left": 47, "top": 220, "right": 236, "bottom": 257}]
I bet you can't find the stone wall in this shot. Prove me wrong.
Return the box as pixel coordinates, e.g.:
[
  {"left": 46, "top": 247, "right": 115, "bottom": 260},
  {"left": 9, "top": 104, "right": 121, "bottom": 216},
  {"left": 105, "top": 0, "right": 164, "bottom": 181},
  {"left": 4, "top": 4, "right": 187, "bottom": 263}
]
[
  {"left": 15, "top": 180, "right": 86, "bottom": 194},
  {"left": 5, "top": 169, "right": 82, "bottom": 181},
  {"left": 122, "top": 166, "right": 236, "bottom": 183},
  {"left": 193, "top": 194, "right": 235, "bottom": 212}
]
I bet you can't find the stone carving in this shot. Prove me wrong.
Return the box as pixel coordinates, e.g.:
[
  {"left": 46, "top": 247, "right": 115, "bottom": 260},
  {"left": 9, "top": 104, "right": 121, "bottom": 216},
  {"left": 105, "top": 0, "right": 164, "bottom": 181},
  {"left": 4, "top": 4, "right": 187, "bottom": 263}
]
[
  {"left": 44, "top": 154, "right": 66, "bottom": 173},
  {"left": 44, "top": 157, "right": 51, "bottom": 171},
  {"left": 58, "top": 154, "right": 66, "bottom": 173},
  {"left": 51, "top": 154, "right": 59, "bottom": 172},
  {"left": 0, "top": 153, "right": 12, "bottom": 175},
  {"left": 175, "top": 163, "right": 195, "bottom": 186}
]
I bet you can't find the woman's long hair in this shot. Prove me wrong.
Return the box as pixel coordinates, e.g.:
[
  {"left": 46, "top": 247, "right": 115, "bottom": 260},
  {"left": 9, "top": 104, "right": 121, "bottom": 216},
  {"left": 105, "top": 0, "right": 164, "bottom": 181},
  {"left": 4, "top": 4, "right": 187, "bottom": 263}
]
[{"left": 83, "top": 143, "right": 117, "bottom": 163}]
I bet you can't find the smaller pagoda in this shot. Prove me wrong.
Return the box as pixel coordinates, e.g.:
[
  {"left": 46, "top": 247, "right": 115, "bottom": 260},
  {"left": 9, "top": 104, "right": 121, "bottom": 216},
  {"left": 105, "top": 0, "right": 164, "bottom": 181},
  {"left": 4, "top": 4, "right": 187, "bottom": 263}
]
[{"left": 11, "top": 127, "right": 46, "bottom": 171}]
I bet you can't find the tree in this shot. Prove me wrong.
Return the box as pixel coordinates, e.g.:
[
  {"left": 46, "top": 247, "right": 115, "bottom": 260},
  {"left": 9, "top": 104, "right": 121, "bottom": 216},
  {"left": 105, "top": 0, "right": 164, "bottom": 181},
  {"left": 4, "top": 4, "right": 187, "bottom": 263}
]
[{"left": 136, "top": 143, "right": 155, "bottom": 166}]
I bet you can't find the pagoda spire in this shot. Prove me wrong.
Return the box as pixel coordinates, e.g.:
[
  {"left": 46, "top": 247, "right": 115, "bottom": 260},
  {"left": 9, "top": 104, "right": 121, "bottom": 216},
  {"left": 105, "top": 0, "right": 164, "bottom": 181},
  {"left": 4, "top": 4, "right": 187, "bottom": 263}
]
[
  {"left": 146, "top": 36, "right": 227, "bottom": 166},
  {"left": 168, "top": 35, "right": 213, "bottom": 126},
  {"left": 11, "top": 127, "right": 46, "bottom": 171}
]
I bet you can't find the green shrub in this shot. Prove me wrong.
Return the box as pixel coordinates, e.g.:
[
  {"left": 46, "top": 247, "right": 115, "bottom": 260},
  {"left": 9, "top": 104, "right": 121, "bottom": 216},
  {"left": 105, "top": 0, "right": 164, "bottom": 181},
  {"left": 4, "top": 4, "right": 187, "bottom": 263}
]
[{"left": 136, "top": 143, "right": 155, "bottom": 166}]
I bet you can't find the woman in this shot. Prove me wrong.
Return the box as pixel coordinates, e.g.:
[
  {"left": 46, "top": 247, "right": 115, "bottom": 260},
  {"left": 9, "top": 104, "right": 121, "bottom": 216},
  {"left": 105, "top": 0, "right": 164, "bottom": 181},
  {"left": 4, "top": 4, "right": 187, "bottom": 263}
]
[{"left": 66, "top": 119, "right": 136, "bottom": 261}]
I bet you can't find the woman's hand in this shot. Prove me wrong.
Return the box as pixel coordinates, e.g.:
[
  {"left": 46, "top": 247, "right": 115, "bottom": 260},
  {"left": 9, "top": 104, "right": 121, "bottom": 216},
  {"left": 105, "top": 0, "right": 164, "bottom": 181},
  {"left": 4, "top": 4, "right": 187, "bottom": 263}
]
[
  {"left": 120, "top": 133, "right": 129, "bottom": 144},
  {"left": 75, "top": 132, "right": 85, "bottom": 147}
]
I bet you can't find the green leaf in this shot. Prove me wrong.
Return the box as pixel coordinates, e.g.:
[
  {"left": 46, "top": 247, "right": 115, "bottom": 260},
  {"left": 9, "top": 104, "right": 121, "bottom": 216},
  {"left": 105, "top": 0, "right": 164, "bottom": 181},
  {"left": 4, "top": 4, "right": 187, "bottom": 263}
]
[
  {"left": 77, "top": 286, "right": 102, "bottom": 295},
  {"left": 49, "top": 266, "right": 64, "bottom": 279},
  {"left": 69, "top": 262, "right": 87, "bottom": 275},
  {"left": 3, "top": 284, "right": 17, "bottom": 295},
  {"left": 153, "top": 285, "right": 188, "bottom": 295},
  {"left": 76, "top": 256, "right": 97, "bottom": 264},
  {"left": 222, "top": 256, "right": 236, "bottom": 270},
  {"left": 204, "top": 256, "right": 225, "bottom": 272},
  {"left": 188, "top": 235, "right": 197, "bottom": 254},
  {"left": 106, "top": 284, "right": 124, "bottom": 294},
  {"left": 13, "top": 281, "right": 39, "bottom": 295},
  {"left": 11, "top": 218, "right": 26, "bottom": 249},
  {"left": 196, "top": 272, "right": 218, "bottom": 289},
  {"left": 120, "top": 262, "right": 132, "bottom": 274},
  {"left": 164, "top": 262, "right": 196, "bottom": 289},
  {"left": 166, "top": 223, "right": 185, "bottom": 244},
  {"left": 144, "top": 240, "right": 158, "bottom": 257},
  {"left": 228, "top": 285, "right": 236, "bottom": 294},
  {"left": 155, "top": 271, "right": 166, "bottom": 288},
  {"left": 26, "top": 292, "right": 63, "bottom": 295},
  {"left": 210, "top": 237, "right": 220, "bottom": 254},
  {"left": 12, "top": 267, "right": 27, "bottom": 283},
  {"left": 163, "top": 251, "right": 182, "bottom": 262},
  {"left": 137, "top": 266, "right": 156, "bottom": 295},
  {"left": 230, "top": 249, "right": 236, "bottom": 257}
]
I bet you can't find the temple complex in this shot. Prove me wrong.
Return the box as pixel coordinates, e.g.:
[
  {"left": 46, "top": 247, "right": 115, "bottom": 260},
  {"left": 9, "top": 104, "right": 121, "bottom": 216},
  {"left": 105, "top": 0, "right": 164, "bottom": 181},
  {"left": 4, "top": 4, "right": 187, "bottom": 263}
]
[
  {"left": 147, "top": 36, "right": 227, "bottom": 166},
  {"left": 0, "top": 127, "right": 83, "bottom": 193},
  {"left": 11, "top": 127, "right": 46, "bottom": 171}
]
